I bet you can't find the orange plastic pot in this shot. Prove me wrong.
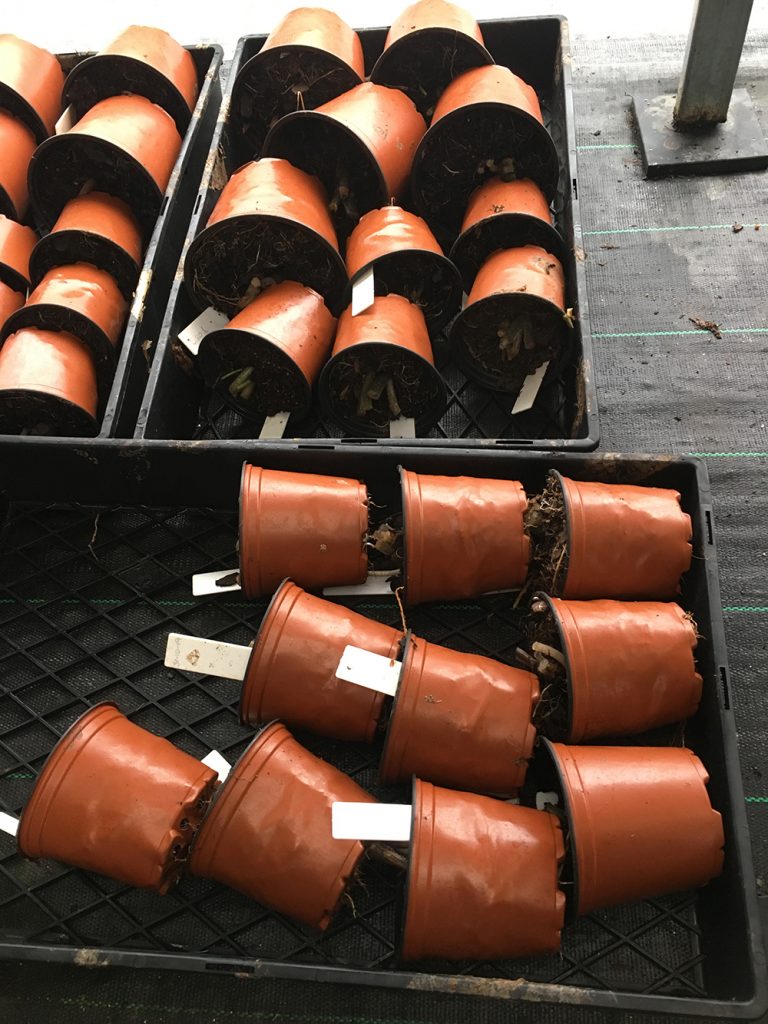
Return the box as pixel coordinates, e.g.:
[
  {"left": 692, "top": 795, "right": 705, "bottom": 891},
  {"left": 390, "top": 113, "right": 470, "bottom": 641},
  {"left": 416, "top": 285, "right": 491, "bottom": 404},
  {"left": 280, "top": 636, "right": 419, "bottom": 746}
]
[
  {"left": 539, "top": 740, "right": 725, "bottom": 917},
  {"left": 370, "top": 0, "right": 492, "bottom": 119},
  {"left": 535, "top": 595, "right": 702, "bottom": 742},
  {"left": 188, "top": 722, "right": 375, "bottom": 929},
  {"left": 63, "top": 26, "right": 198, "bottom": 135},
  {"left": 17, "top": 703, "right": 218, "bottom": 892},
  {"left": 552, "top": 471, "right": 693, "bottom": 599},
  {"left": 198, "top": 280, "right": 335, "bottom": 420},
  {"left": 239, "top": 464, "right": 368, "bottom": 598},
  {"left": 2, "top": 263, "right": 128, "bottom": 397},
  {"left": 450, "top": 246, "right": 567, "bottom": 393},
  {"left": 380, "top": 634, "right": 539, "bottom": 795},
  {"left": 0, "top": 281, "right": 24, "bottom": 329},
  {"left": 240, "top": 580, "right": 402, "bottom": 742},
  {"left": 0, "top": 214, "right": 36, "bottom": 293},
  {"left": 0, "top": 327, "right": 99, "bottom": 436},
  {"left": 450, "top": 177, "right": 565, "bottom": 290},
  {"left": 185, "top": 158, "right": 347, "bottom": 316},
  {"left": 29, "top": 192, "right": 143, "bottom": 299},
  {"left": 318, "top": 294, "right": 446, "bottom": 436},
  {"left": 402, "top": 779, "right": 565, "bottom": 961},
  {"left": 402, "top": 468, "right": 530, "bottom": 604},
  {"left": 411, "top": 65, "right": 559, "bottom": 240},
  {"left": 0, "top": 109, "right": 36, "bottom": 221},
  {"left": 231, "top": 8, "right": 364, "bottom": 158},
  {"left": 264, "top": 82, "right": 426, "bottom": 239},
  {"left": 344, "top": 206, "right": 461, "bottom": 333},
  {"left": 29, "top": 95, "right": 182, "bottom": 238},
  {"left": 0, "top": 34, "right": 64, "bottom": 142}
]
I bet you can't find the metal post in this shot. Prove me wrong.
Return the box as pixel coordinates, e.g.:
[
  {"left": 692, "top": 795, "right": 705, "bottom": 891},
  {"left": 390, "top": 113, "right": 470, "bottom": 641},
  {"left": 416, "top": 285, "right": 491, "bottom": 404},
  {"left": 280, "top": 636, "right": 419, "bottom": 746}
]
[{"left": 674, "top": 0, "right": 754, "bottom": 125}]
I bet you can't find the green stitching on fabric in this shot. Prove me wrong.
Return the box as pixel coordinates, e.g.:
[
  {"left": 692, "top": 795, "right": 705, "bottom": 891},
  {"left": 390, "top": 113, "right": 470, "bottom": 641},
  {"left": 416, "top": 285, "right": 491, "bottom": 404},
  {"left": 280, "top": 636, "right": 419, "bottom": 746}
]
[
  {"left": 688, "top": 453, "right": 768, "bottom": 458},
  {"left": 577, "top": 142, "right": 636, "bottom": 150},
  {"left": 723, "top": 606, "right": 768, "bottom": 612},
  {"left": 595, "top": 328, "right": 768, "bottom": 338},
  {"left": 745, "top": 797, "right": 768, "bottom": 803},
  {"left": 585, "top": 223, "right": 768, "bottom": 235}
]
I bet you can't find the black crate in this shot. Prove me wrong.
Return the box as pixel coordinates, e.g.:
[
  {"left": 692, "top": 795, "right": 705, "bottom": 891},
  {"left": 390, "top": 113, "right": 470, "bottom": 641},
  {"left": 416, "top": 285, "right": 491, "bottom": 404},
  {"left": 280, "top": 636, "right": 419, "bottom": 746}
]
[
  {"left": 0, "top": 441, "right": 763, "bottom": 1019},
  {"left": 136, "top": 17, "right": 597, "bottom": 450},
  {"left": 4, "top": 43, "right": 224, "bottom": 440}
]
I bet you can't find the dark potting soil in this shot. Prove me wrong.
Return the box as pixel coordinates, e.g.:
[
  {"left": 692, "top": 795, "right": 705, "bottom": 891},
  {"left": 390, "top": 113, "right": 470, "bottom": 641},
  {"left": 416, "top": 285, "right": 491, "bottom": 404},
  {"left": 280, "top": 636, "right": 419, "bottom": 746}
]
[
  {"left": 31, "top": 231, "right": 140, "bottom": 300},
  {"left": 325, "top": 349, "right": 442, "bottom": 435},
  {"left": 525, "top": 597, "right": 569, "bottom": 739},
  {"left": 187, "top": 217, "right": 345, "bottom": 317},
  {"left": 413, "top": 107, "right": 558, "bottom": 241},
  {"left": 366, "top": 514, "right": 404, "bottom": 573},
  {"left": 232, "top": 49, "right": 360, "bottom": 162},
  {"left": 368, "top": 251, "right": 462, "bottom": 333},
  {"left": 455, "top": 297, "right": 566, "bottom": 393},
  {"left": 198, "top": 333, "right": 308, "bottom": 419},
  {"left": 0, "top": 390, "right": 98, "bottom": 437},
  {"left": 524, "top": 472, "right": 569, "bottom": 596},
  {"left": 452, "top": 216, "right": 565, "bottom": 291}
]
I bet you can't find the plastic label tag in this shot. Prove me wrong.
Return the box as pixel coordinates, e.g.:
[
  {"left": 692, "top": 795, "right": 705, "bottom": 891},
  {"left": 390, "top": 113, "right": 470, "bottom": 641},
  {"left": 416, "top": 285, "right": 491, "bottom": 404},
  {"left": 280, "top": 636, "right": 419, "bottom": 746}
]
[
  {"left": 165, "top": 634, "right": 250, "bottom": 681},
  {"left": 202, "top": 750, "right": 232, "bottom": 782},
  {"left": 192, "top": 570, "right": 241, "bottom": 597},
  {"left": 389, "top": 417, "right": 416, "bottom": 438},
  {"left": 55, "top": 104, "right": 75, "bottom": 135},
  {"left": 536, "top": 791, "right": 560, "bottom": 811},
  {"left": 332, "top": 802, "right": 412, "bottom": 841},
  {"left": 0, "top": 812, "right": 19, "bottom": 837},
  {"left": 512, "top": 361, "right": 549, "bottom": 415},
  {"left": 179, "top": 307, "right": 230, "bottom": 356},
  {"left": 259, "top": 411, "right": 290, "bottom": 439},
  {"left": 335, "top": 645, "right": 401, "bottom": 696},
  {"left": 324, "top": 574, "right": 396, "bottom": 597},
  {"left": 351, "top": 266, "right": 375, "bottom": 316}
]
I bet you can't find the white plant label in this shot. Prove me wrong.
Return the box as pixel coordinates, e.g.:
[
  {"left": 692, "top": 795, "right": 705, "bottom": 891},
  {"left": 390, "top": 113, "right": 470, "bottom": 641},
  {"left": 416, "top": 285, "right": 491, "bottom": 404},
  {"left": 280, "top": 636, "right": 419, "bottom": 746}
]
[
  {"left": 389, "top": 417, "right": 416, "bottom": 438},
  {"left": 55, "top": 104, "right": 75, "bottom": 135},
  {"left": 323, "top": 574, "right": 397, "bottom": 597},
  {"left": 202, "top": 750, "right": 232, "bottom": 782},
  {"left": 512, "top": 361, "right": 550, "bottom": 415},
  {"left": 165, "top": 634, "right": 250, "bottom": 681},
  {"left": 0, "top": 812, "right": 19, "bottom": 837},
  {"left": 335, "top": 645, "right": 401, "bottom": 696},
  {"left": 178, "top": 307, "right": 230, "bottom": 357},
  {"left": 536, "top": 791, "right": 560, "bottom": 811},
  {"left": 332, "top": 802, "right": 412, "bottom": 842},
  {"left": 259, "top": 411, "right": 291, "bottom": 439},
  {"left": 351, "top": 266, "right": 375, "bottom": 316},
  {"left": 192, "top": 569, "right": 241, "bottom": 597}
]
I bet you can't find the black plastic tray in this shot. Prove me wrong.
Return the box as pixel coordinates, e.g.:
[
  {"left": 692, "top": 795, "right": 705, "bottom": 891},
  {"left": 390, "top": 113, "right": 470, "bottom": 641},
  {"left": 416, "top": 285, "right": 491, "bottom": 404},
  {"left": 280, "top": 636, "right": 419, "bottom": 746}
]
[
  {"left": 6, "top": 43, "right": 224, "bottom": 440},
  {"left": 136, "top": 17, "right": 598, "bottom": 450},
  {"left": 0, "top": 442, "right": 763, "bottom": 1018}
]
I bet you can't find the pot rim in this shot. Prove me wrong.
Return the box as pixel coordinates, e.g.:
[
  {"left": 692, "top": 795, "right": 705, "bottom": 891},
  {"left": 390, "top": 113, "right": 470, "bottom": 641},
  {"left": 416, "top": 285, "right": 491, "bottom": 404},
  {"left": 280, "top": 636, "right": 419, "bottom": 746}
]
[
  {"left": 397, "top": 774, "right": 428, "bottom": 962},
  {"left": 0, "top": 261, "right": 29, "bottom": 296},
  {"left": 234, "top": 42, "right": 363, "bottom": 97},
  {"left": 0, "top": 82, "right": 49, "bottom": 146},
  {"left": 63, "top": 52, "right": 195, "bottom": 136},
  {"left": 378, "top": 631, "right": 420, "bottom": 784},
  {"left": 371, "top": 26, "right": 493, "bottom": 87},
  {"left": 0, "top": 384, "right": 99, "bottom": 436},
  {"left": 29, "top": 230, "right": 140, "bottom": 300},
  {"left": 238, "top": 579, "right": 294, "bottom": 726},
  {"left": 531, "top": 591, "right": 576, "bottom": 741},
  {"left": 318, "top": 343, "right": 447, "bottom": 437},
  {"left": 347, "top": 249, "right": 462, "bottom": 335},
  {"left": 185, "top": 212, "right": 348, "bottom": 317},
  {"left": 450, "top": 212, "right": 566, "bottom": 291},
  {"left": 0, "top": 187, "right": 20, "bottom": 223}
]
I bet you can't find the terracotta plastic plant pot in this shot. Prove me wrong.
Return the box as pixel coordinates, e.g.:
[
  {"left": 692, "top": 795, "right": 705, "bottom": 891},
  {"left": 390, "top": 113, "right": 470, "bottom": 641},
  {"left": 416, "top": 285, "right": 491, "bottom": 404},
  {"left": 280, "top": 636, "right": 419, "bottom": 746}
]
[
  {"left": 29, "top": 192, "right": 143, "bottom": 299},
  {"left": 263, "top": 82, "right": 426, "bottom": 240},
  {"left": 2, "top": 263, "right": 128, "bottom": 398},
  {"left": 17, "top": 703, "right": 218, "bottom": 891},
  {"left": 318, "top": 294, "right": 446, "bottom": 437},
  {"left": 198, "top": 280, "right": 336, "bottom": 420},
  {"left": 450, "top": 177, "right": 565, "bottom": 290},
  {"left": 402, "top": 779, "right": 565, "bottom": 961},
  {"left": 450, "top": 245, "right": 567, "bottom": 394},
  {"left": 0, "top": 109, "right": 36, "bottom": 221},
  {"left": 29, "top": 95, "right": 182, "bottom": 238},
  {"left": 411, "top": 65, "right": 559, "bottom": 241},
  {"left": 239, "top": 464, "right": 368, "bottom": 598},
  {"left": 537, "top": 740, "right": 725, "bottom": 917},
  {"left": 63, "top": 25, "right": 198, "bottom": 136},
  {"left": 370, "top": 0, "right": 493, "bottom": 120},
  {"left": 0, "top": 34, "right": 64, "bottom": 143},
  {"left": 529, "top": 594, "right": 703, "bottom": 742},
  {"left": 380, "top": 634, "right": 539, "bottom": 795},
  {"left": 401, "top": 468, "right": 530, "bottom": 604},
  {"left": 188, "top": 721, "right": 375, "bottom": 929},
  {"left": 240, "top": 579, "right": 402, "bottom": 742},
  {"left": 344, "top": 206, "right": 462, "bottom": 334},
  {"left": 184, "top": 158, "right": 347, "bottom": 316},
  {"left": 231, "top": 8, "right": 364, "bottom": 159},
  {"left": 528, "top": 470, "right": 694, "bottom": 600},
  {"left": 0, "top": 214, "right": 36, "bottom": 293},
  {"left": 0, "top": 281, "right": 24, "bottom": 329},
  {"left": 0, "top": 327, "right": 99, "bottom": 436}
]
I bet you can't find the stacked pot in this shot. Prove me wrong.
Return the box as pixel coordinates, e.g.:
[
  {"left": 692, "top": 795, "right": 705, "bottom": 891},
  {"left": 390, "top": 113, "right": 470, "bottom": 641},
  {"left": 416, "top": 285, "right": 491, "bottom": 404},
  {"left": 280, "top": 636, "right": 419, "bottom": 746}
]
[{"left": 0, "top": 26, "right": 197, "bottom": 436}]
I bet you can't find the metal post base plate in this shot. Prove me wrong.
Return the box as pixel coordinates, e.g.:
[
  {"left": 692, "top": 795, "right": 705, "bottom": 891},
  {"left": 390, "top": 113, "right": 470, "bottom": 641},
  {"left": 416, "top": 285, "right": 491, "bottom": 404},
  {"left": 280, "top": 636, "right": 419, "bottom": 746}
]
[{"left": 632, "top": 88, "right": 768, "bottom": 179}]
